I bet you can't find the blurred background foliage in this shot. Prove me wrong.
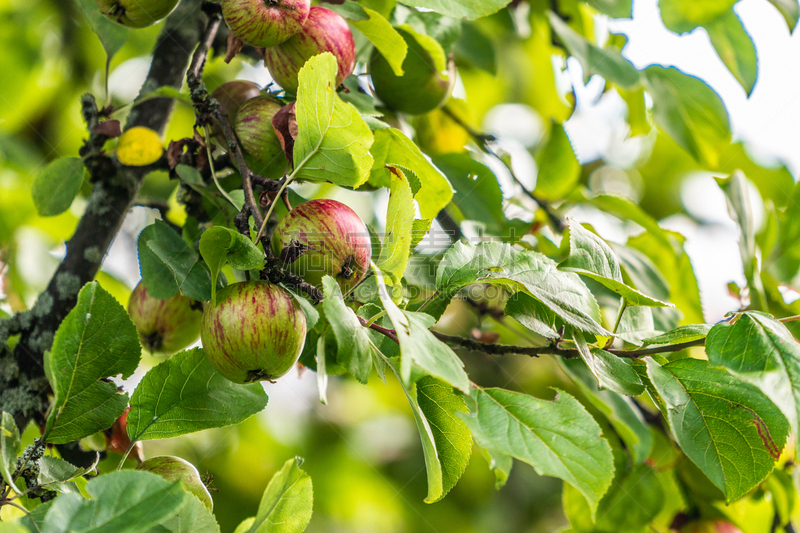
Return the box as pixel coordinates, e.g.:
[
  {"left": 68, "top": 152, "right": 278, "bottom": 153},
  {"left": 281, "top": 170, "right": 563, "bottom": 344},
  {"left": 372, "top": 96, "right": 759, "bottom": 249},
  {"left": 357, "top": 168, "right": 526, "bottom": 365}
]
[{"left": 2, "top": 0, "right": 800, "bottom": 531}]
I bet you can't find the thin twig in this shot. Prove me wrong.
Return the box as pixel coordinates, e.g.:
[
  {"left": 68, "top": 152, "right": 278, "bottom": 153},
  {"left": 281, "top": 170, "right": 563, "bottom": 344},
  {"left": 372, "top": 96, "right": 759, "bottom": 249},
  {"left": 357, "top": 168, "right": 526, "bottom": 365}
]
[{"left": 184, "top": 12, "right": 280, "bottom": 254}]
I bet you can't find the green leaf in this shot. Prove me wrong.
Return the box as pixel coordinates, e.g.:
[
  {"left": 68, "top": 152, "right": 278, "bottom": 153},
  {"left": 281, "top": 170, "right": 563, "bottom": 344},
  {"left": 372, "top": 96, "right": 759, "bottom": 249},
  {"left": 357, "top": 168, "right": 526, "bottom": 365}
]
[
  {"left": 559, "top": 360, "right": 653, "bottom": 464},
  {"left": 412, "top": 376, "right": 472, "bottom": 503},
  {"left": 138, "top": 220, "right": 214, "bottom": 302},
  {"left": 547, "top": 13, "right": 640, "bottom": 90},
  {"left": 559, "top": 220, "right": 674, "bottom": 307},
  {"left": 585, "top": 0, "right": 632, "bottom": 18},
  {"left": 619, "top": 87, "right": 651, "bottom": 136},
  {"left": 199, "top": 226, "right": 264, "bottom": 305},
  {"left": 38, "top": 456, "right": 97, "bottom": 494},
  {"left": 234, "top": 518, "right": 256, "bottom": 533},
  {"left": 377, "top": 166, "right": 416, "bottom": 296},
  {"left": 28, "top": 470, "right": 187, "bottom": 533},
  {"left": 293, "top": 53, "right": 374, "bottom": 188},
  {"left": 127, "top": 348, "right": 268, "bottom": 441},
  {"left": 460, "top": 387, "right": 614, "bottom": 517},
  {"left": 351, "top": 8, "right": 408, "bottom": 76},
  {"left": 643, "top": 65, "right": 731, "bottom": 167},
  {"left": 533, "top": 122, "right": 581, "bottom": 201},
  {"left": 410, "top": 219, "right": 432, "bottom": 252},
  {"left": 706, "top": 311, "right": 800, "bottom": 449},
  {"left": 75, "top": 0, "right": 128, "bottom": 59},
  {"left": 374, "top": 266, "right": 470, "bottom": 393},
  {"left": 322, "top": 0, "right": 368, "bottom": 20},
  {"left": 152, "top": 490, "right": 221, "bottom": 533},
  {"left": 1, "top": 411, "right": 21, "bottom": 493},
  {"left": 368, "top": 128, "right": 453, "bottom": 219},
  {"left": 175, "top": 164, "right": 204, "bottom": 185},
  {"left": 659, "top": 0, "right": 737, "bottom": 32},
  {"left": 135, "top": 86, "right": 194, "bottom": 107},
  {"left": 570, "top": 329, "right": 644, "bottom": 396},
  {"left": 44, "top": 282, "right": 141, "bottom": 444},
  {"left": 482, "top": 447, "right": 512, "bottom": 489},
  {"left": 397, "top": 0, "right": 512, "bottom": 19},
  {"left": 31, "top": 157, "right": 85, "bottom": 217},
  {"left": 434, "top": 153, "right": 525, "bottom": 236},
  {"left": 717, "top": 170, "right": 766, "bottom": 309},
  {"left": 645, "top": 357, "right": 789, "bottom": 501},
  {"left": 767, "top": 0, "right": 799, "bottom": 31},
  {"left": 562, "top": 464, "right": 663, "bottom": 532},
  {"left": 504, "top": 292, "right": 559, "bottom": 340},
  {"left": 245, "top": 457, "right": 313, "bottom": 533},
  {"left": 433, "top": 241, "right": 607, "bottom": 334},
  {"left": 454, "top": 22, "right": 496, "bottom": 74},
  {"left": 321, "top": 276, "right": 375, "bottom": 383},
  {"left": 627, "top": 230, "right": 704, "bottom": 325},
  {"left": 0, "top": 523, "right": 29, "bottom": 533},
  {"left": 641, "top": 324, "right": 711, "bottom": 346},
  {"left": 704, "top": 10, "right": 757, "bottom": 95},
  {"left": 659, "top": 0, "right": 755, "bottom": 94}
]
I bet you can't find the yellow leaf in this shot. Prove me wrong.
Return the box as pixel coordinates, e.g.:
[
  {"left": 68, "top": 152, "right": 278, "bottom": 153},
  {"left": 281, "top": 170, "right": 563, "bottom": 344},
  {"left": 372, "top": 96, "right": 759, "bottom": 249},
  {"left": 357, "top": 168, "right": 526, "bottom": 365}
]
[{"left": 116, "top": 126, "right": 163, "bottom": 166}]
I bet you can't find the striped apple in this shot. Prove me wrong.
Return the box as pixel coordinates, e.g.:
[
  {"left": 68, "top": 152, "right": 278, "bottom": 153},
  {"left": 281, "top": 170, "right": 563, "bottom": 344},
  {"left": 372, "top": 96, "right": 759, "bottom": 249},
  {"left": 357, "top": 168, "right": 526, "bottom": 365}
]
[
  {"left": 221, "top": 0, "right": 310, "bottom": 48},
  {"left": 264, "top": 6, "right": 355, "bottom": 94},
  {"left": 212, "top": 80, "right": 262, "bottom": 124},
  {"left": 128, "top": 281, "right": 202, "bottom": 356},
  {"left": 271, "top": 199, "right": 372, "bottom": 293},
  {"left": 201, "top": 281, "right": 306, "bottom": 384},
  {"left": 233, "top": 95, "right": 287, "bottom": 173}
]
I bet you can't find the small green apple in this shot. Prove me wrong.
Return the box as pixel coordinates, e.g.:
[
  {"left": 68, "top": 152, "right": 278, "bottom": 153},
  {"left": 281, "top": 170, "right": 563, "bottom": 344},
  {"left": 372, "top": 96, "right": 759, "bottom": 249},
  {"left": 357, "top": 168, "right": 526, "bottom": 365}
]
[
  {"left": 128, "top": 281, "right": 202, "bottom": 356},
  {"left": 137, "top": 456, "right": 213, "bottom": 510},
  {"left": 369, "top": 28, "right": 454, "bottom": 115},
  {"left": 95, "top": 0, "right": 179, "bottom": 28}
]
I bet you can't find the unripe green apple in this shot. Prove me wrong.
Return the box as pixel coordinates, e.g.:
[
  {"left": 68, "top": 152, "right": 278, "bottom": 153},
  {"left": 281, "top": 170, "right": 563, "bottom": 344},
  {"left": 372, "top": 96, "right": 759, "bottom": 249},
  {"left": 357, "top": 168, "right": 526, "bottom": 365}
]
[
  {"left": 137, "top": 456, "right": 213, "bottom": 510},
  {"left": 201, "top": 281, "right": 306, "bottom": 383},
  {"left": 369, "top": 28, "right": 454, "bottom": 115},
  {"left": 233, "top": 95, "right": 286, "bottom": 173},
  {"left": 212, "top": 80, "right": 263, "bottom": 125},
  {"left": 680, "top": 521, "right": 743, "bottom": 533},
  {"left": 264, "top": 6, "right": 355, "bottom": 94},
  {"left": 128, "top": 281, "right": 202, "bottom": 356},
  {"left": 222, "top": 0, "right": 310, "bottom": 48},
  {"left": 271, "top": 199, "right": 371, "bottom": 293},
  {"left": 95, "top": 0, "right": 179, "bottom": 28}
]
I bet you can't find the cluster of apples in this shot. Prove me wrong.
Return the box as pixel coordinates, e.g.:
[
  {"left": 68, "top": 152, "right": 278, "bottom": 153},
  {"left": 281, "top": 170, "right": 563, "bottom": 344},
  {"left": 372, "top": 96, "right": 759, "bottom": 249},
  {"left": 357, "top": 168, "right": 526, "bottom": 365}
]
[
  {"left": 223, "top": 0, "right": 355, "bottom": 94},
  {"left": 129, "top": 199, "right": 371, "bottom": 383}
]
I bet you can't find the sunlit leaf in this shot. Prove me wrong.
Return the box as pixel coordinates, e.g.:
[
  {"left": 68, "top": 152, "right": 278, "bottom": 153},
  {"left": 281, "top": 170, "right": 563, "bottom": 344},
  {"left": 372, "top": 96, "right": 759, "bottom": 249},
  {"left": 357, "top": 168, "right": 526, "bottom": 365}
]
[
  {"left": 322, "top": 276, "right": 375, "bottom": 383},
  {"left": 460, "top": 387, "right": 614, "bottom": 517},
  {"left": 293, "top": 53, "right": 374, "bottom": 188},
  {"left": 643, "top": 65, "right": 731, "bottom": 167},
  {"left": 706, "top": 311, "right": 800, "bottom": 449},
  {"left": 559, "top": 220, "right": 674, "bottom": 307},
  {"left": 127, "top": 348, "right": 268, "bottom": 442},
  {"left": 245, "top": 457, "right": 313, "bottom": 533},
  {"left": 646, "top": 357, "right": 789, "bottom": 501},
  {"left": 31, "top": 157, "right": 86, "bottom": 217},
  {"left": 44, "top": 282, "right": 140, "bottom": 444}
]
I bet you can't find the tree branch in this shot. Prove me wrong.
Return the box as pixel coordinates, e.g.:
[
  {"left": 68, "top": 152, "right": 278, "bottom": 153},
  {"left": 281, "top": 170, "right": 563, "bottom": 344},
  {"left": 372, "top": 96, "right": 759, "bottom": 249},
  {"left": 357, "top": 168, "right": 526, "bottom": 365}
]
[
  {"left": 2, "top": 0, "right": 207, "bottom": 428},
  {"left": 183, "top": 12, "right": 282, "bottom": 256}
]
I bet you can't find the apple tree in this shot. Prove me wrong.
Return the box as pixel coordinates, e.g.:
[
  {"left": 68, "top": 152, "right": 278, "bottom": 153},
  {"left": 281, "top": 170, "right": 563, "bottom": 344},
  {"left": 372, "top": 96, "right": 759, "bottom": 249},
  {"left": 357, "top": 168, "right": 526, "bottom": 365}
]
[{"left": 0, "top": 0, "right": 799, "bottom": 531}]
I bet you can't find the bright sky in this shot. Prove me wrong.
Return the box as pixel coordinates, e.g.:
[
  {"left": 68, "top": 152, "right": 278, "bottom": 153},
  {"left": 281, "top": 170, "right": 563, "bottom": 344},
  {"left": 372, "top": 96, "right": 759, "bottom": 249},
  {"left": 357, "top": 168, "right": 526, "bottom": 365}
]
[
  {"left": 552, "top": 0, "right": 800, "bottom": 321},
  {"left": 613, "top": 0, "right": 800, "bottom": 172}
]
